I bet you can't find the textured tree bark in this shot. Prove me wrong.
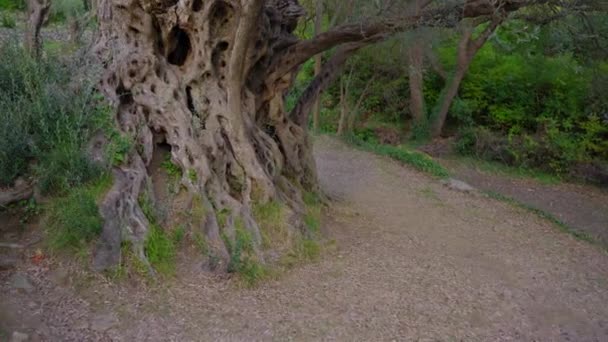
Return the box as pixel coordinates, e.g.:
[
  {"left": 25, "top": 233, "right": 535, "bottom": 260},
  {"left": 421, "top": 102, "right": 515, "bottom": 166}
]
[
  {"left": 311, "top": 0, "right": 323, "bottom": 133},
  {"left": 430, "top": 17, "right": 503, "bottom": 138},
  {"left": 92, "top": 0, "right": 321, "bottom": 271},
  {"left": 25, "top": 0, "right": 51, "bottom": 58},
  {"left": 90, "top": 0, "right": 534, "bottom": 271},
  {"left": 408, "top": 38, "right": 426, "bottom": 127}
]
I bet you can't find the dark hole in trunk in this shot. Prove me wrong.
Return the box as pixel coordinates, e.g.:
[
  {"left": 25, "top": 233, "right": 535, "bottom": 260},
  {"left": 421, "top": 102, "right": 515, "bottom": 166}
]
[{"left": 167, "top": 27, "right": 191, "bottom": 66}]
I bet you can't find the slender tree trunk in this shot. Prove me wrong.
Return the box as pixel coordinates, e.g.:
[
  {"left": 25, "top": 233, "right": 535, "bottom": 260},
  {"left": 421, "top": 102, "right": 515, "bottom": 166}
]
[
  {"left": 408, "top": 38, "right": 426, "bottom": 127},
  {"left": 337, "top": 76, "right": 349, "bottom": 136},
  {"left": 25, "top": 0, "right": 51, "bottom": 58},
  {"left": 312, "top": 0, "right": 323, "bottom": 133},
  {"left": 430, "top": 18, "right": 503, "bottom": 138}
]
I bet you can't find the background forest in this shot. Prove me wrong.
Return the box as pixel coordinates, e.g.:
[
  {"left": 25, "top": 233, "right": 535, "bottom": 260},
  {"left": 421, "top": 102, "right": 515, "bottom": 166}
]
[{"left": 293, "top": 1, "right": 608, "bottom": 184}]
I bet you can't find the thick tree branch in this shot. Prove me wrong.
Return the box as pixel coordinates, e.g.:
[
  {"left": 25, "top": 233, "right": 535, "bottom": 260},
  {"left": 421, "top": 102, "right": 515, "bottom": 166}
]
[
  {"left": 290, "top": 40, "right": 375, "bottom": 126},
  {"left": 267, "top": 0, "right": 543, "bottom": 86}
]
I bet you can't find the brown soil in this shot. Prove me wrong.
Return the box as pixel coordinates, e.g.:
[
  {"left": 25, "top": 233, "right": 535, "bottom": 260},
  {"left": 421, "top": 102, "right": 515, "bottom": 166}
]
[
  {"left": 2, "top": 135, "right": 608, "bottom": 341},
  {"left": 442, "top": 158, "right": 608, "bottom": 246}
]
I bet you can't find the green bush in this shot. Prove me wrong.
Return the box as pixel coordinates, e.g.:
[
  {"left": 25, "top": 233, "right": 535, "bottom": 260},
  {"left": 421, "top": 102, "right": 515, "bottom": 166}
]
[
  {"left": 46, "top": 177, "right": 110, "bottom": 251},
  {"left": 0, "top": 0, "right": 25, "bottom": 11},
  {"left": 1, "top": 11, "right": 16, "bottom": 28},
  {"left": 0, "top": 41, "right": 108, "bottom": 192}
]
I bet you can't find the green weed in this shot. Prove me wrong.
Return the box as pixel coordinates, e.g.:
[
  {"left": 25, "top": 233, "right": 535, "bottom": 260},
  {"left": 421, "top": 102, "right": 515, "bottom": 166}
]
[
  {"left": 161, "top": 156, "right": 181, "bottom": 178},
  {"left": 193, "top": 232, "right": 208, "bottom": 256},
  {"left": 1, "top": 12, "right": 15, "bottom": 28},
  {"left": 0, "top": 41, "right": 110, "bottom": 193},
  {"left": 348, "top": 137, "right": 450, "bottom": 178},
  {"left": 144, "top": 224, "right": 176, "bottom": 275},
  {"left": 253, "top": 200, "right": 288, "bottom": 249},
  {"left": 46, "top": 176, "right": 111, "bottom": 252}
]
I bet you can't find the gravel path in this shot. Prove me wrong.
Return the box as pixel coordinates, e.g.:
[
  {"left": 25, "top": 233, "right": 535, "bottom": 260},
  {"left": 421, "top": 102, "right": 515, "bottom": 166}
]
[{"left": 2, "top": 135, "right": 608, "bottom": 341}]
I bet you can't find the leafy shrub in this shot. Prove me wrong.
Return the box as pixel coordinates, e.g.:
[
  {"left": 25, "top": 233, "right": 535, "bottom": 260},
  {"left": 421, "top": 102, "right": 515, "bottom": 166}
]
[
  {"left": 0, "top": 41, "right": 108, "bottom": 192},
  {"left": 1, "top": 11, "right": 16, "bottom": 28},
  {"left": 0, "top": 0, "right": 25, "bottom": 10},
  {"left": 46, "top": 177, "right": 110, "bottom": 251}
]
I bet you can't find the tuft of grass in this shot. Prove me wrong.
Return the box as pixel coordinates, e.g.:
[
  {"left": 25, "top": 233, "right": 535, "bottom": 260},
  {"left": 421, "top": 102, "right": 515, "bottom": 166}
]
[
  {"left": 303, "top": 191, "right": 321, "bottom": 235},
  {"left": 453, "top": 156, "right": 561, "bottom": 185},
  {"left": 106, "top": 132, "right": 133, "bottom": 167},
  {"left": 221, "top": 220, "right": 269, "bottom": 286},
  {"left": 347, "top": 136, "right": 450, "bottom": 178},
  {"left": 484, "top": 190, "right": 602, "bottom": 249},
  {"left": 187, "top": 169, "right": 197, "bottom": 182},
  {"left": 193, "top": 232, "right": 209, "bottom": 256},
  {"left": 46, "top": 175, "right": 111, "bottom": 252},
  {"left": 144, "top": 224, "right": 176, "bottom": 276},
  {"left": 161, "top": 156, "right": 181, "bottom": 179},
  {"left": 216, "top": 208, "right": 230, "bottom": 228},
  {"left": 1, "top": 12, "right": 16, "bottom": 28},
  {"left": 171, "top": 225, "right": 186, "bottom": 244},
  {"left": 253, "top": 200, "right": 289, "bottom": 249}
]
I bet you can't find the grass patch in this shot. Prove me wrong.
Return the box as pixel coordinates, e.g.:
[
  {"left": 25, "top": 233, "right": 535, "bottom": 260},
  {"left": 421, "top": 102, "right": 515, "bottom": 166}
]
[
  {"left": 253, "top": 200, "right": 289, "bottom": 249},
  {"left": 347, "top": 136, "right": 450, "bottom": 178},
  {"left": 145, "top": 224, "right": 177, "bottom": 276},
  {"left": 303, "top": 191, "right": 322, "bottom": 235},
  {"left": 1, "top": 11, "right": 16, "bottom": 28},
  {"left": 161, "top": 156, "right": 181, "bottom": 179},
  {"left": 46, "top": 175, "right": 112, "bottom": 252},
  {"left": 484, "top": 190, "right": 603, "bottom": 249},
  {"left": 222, "top": 221, "right": 269, "bottom": 286},
  {"left": 453, "top": 156, "right": 561, "bottom": 185}
]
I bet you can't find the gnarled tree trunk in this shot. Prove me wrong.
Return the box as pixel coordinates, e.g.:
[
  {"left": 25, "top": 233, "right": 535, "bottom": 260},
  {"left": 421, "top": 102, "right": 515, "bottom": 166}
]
[
  {"left": 90, "top": 0, "right": 535, "bottom": 272},
  {"left": 92, "top": 0, "right": 318, "bottom": 271}
]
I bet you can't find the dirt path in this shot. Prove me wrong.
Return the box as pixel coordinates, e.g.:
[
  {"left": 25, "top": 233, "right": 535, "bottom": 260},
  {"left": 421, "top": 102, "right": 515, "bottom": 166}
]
[
  {"left": 442, "top": 159, "right": 608, "bottom": 246},
  {"left": 3, "top": 136, "right": 608, "bottom": 341}
]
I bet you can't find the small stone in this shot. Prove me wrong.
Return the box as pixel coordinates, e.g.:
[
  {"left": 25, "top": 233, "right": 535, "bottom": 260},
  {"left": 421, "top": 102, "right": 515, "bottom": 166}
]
[
  {"left": 441, "top": 178, "right": 476, "bottom": 193},
  {"left": 10, "top": 331, "right": 29, "bottom": 342},
  {"left": 0, "top": 256, "right": 18, "bottom": 270},
  {"left": 10, "top": 273, "right": 34, "bottom": 293},
  {"left": 91, "top": 313, "right": 118, "bottom": 332}
]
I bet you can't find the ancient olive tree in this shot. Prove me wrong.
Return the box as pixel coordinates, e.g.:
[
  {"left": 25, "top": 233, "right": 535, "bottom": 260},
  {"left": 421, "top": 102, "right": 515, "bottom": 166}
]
[{"left": 91, "top": 0, "right": 539, "bottom": 271}]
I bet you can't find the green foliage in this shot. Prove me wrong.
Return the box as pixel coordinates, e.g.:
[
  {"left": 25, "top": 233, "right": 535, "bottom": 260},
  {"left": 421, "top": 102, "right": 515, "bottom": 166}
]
[
  {"left": 1, "top": 11, "right": 16, "bottom": 28},
  {"left": 0, "top": 41, "right": 109, "bottom": 193},
  {"left": 0, "top": 0, "right": 25, "bottom": 10},
  {"left": 171, "top": 225, "right": 186, "bottom": 244},
  {"left": 106, "top": 132, "right": 133, "bottom": 167},
  {"left": 349, "top": 136, "right": 450, "bottom": 178},
  {"left": 222, "top": 221, "right": 268, "bottom": 286},
  {"left": 193, "top": 232, "right": 209, "bottom": 256},
  {"left": 253, "top": 200, "right": 288, "bottom": 249},
  {"left": 49, "top": 0, "right": 85, "bottom": 23},
  {"left": 46, "top": 177, "right": 111, "bottom": 251},
  {"left": 145, "top": 224, "right": 176, "bottom": 275},
  {"left": 161, "top": 156, "right": 181, "bottom": 178},
  {"left": 187, "top": 169, "right": 197, "bottom": 182},
  {"left": 437, "top": 28, "right": 607, "bottom": 177}
]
